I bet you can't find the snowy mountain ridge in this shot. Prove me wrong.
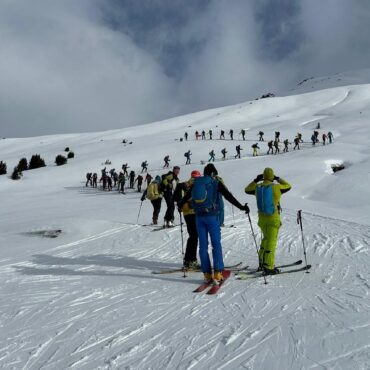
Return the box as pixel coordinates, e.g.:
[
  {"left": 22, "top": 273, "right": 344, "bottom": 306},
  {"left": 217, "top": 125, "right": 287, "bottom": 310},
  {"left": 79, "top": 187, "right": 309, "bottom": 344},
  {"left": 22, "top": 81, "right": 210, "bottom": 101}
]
[{"left": 0, "top": 73, "right": 370, "bottom": 369}]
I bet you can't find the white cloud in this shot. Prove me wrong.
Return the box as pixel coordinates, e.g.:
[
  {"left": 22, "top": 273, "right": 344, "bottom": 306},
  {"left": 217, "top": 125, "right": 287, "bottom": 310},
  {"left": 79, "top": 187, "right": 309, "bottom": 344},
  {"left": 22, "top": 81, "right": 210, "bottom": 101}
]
[{"left": 1, "top": 0, "right": 370, "bottom": 137}]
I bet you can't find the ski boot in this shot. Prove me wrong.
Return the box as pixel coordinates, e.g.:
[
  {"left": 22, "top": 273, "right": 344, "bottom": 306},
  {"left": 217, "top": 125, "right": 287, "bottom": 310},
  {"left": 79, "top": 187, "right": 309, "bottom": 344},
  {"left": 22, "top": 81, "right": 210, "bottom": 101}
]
[
  {"left": 263, "top": 267, "right": 280, "bottom": 275},
  {"left": 213, "top": 271, "right": 225, "bottom": 285},
  {"left": 203, "top": 272, "right": 213, "bottom": 283}
]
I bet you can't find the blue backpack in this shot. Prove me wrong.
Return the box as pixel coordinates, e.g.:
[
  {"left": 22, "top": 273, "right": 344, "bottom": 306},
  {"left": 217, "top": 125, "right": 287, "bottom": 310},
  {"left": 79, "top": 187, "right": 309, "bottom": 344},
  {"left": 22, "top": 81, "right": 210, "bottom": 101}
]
[
  {"left": 191, "top": 176, "right": 218, "bottom": 214},
  {"left": 256, "top": 185, "right": 275, "bottom": 215}
]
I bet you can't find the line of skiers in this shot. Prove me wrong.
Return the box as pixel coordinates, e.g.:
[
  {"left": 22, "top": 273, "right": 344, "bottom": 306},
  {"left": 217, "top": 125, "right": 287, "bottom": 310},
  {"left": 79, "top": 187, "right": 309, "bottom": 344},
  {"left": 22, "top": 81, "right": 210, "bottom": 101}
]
[
  {"left": 140, "top": 163, "right": 291, "bottom": 285},
  {"left": 311, "top": 131, "right": 333, "bottom": 145},
  {"left": 183, "top": 130, "right": 295, "bottom": 142},
  {"left": 187, "top": 129, "right": 248, "bottom": 141},
  {"left": 85, "top": 165, "right": 154, "bottom": 193}
]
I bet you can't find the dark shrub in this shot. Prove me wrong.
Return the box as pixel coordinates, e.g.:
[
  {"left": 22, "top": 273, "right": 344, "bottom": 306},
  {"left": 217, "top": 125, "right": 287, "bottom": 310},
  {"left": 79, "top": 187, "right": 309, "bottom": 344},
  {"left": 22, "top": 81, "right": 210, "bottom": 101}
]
[
  {"left": 17, "top": 157, "right": 28, "bottom": 172},
  {"left": 0, "top": 161, "right": 6, "bottom": 175},
  {"left": 64, "top": 147, "right": 70, "bottom": 152},
  {"left": 29, "top": 154, "right": 46, "bottom": 170},
  {"left": 11, "top": 167, "right": 21, "bottom": 180},
  {"left": 55, "top": 155, "right": 67, "bottom": 166},
  {"left": 67, "top": 151, "right": 74, "bottom": 159}
]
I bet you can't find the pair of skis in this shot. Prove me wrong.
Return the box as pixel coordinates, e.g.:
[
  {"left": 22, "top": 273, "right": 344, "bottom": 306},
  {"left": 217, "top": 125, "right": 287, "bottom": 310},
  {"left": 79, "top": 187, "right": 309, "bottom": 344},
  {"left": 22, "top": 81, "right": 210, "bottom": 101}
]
[
  {"left": 193, "top": 270, "right": 231, "bottom": 295},
  {"left": 152, "top": 262, "right": 246, "bottom": 275},
  {"left": 235, "top": 259, "right": 311, "bottom": 280}
]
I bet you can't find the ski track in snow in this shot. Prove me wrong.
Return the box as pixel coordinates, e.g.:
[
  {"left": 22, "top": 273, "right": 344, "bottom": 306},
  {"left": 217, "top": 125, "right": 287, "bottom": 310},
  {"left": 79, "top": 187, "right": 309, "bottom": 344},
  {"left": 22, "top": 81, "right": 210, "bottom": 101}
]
[{"left": 0, "top": 213, "right": 369, "bottom": 369}]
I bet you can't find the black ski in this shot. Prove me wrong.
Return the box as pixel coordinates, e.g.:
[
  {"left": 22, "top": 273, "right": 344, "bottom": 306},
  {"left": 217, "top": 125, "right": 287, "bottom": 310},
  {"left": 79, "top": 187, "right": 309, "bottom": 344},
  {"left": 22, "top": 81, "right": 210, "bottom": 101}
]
[
  {"left": 236, "top": 259, "right": 302, "bottom": 275},
  {"left": 236, "top": 264, "right": 311, "bottom": 280},
  {"left": 152, "top": 262, "right": 245, "bottom": 275}
]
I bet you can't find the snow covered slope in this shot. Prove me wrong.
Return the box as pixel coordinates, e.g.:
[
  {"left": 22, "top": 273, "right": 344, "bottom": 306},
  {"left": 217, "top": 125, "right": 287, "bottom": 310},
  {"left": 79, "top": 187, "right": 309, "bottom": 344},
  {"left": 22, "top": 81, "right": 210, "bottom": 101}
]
[{"left": 0, "top": 78, "right": 370, "bottom": 369}]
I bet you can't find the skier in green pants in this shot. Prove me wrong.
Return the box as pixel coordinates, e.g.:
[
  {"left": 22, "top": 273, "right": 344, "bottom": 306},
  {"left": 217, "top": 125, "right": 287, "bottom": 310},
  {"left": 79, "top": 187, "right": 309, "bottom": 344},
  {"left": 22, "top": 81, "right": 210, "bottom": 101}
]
[{"left": 244, "top": 168, "right": 291, "bottom": 274}]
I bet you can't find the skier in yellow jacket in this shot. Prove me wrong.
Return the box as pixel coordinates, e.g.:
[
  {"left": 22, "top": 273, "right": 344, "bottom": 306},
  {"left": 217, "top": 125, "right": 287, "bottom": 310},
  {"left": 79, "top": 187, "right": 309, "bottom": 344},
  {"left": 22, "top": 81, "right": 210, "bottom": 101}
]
[{"left": 245, "top": 168, "right": 291, "bottom": 274}]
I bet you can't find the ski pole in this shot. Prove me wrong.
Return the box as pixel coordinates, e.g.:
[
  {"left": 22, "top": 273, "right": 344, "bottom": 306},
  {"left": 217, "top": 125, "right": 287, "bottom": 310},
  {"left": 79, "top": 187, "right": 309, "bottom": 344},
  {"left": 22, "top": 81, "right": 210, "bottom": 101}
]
[
  {"left": 246, "top": 204, "right": 267, "bottom": 285},
  {"left": 232, "top": 205, "right": 235, "bottom": 227},
  {"left": 136, "top": 201, "right": 143, "bottom": 224},
  {"left": 179, "top": 211, "right": 187, "bottom": 278},
  {"left": 297, "top": 210, "right": 310, "bottom": 273}
]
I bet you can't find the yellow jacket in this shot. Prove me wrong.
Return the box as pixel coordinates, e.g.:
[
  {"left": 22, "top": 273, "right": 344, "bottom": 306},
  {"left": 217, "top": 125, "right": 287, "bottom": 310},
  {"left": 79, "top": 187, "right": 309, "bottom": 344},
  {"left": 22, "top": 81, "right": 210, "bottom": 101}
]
[
  {"left": 174, "top": 179, "right": 195, "bottom": 216},
  {"left": 245, "top": 178, "right": 291, "bottom": 219}
]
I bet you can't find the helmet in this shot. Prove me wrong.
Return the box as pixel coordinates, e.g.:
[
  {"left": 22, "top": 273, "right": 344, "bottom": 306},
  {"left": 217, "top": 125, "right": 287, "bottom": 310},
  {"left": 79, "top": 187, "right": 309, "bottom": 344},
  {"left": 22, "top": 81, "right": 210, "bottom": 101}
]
[{"left": 191, "top": 170, "right": 201, "bottom": 178}]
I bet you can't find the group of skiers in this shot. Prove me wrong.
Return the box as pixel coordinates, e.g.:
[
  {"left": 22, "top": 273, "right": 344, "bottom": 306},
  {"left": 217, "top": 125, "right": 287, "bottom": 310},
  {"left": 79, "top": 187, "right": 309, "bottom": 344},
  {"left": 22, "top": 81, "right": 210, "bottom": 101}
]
[
  {"left": 311, "top": 130, "right": 333, "bottom": 146},
  {"left": 85, "top": 165, "right": 154, "bottom": 194},
  {"left": 139, "top": 163, "right": 291, "bottom": 285},
  {"left": 186, "top": 129, "right": 248, "bottom": 141}
]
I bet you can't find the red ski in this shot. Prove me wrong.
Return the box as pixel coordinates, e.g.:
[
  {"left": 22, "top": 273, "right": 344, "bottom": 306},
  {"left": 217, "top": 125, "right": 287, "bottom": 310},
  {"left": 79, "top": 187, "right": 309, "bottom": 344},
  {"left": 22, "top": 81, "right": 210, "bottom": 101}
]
[
  {"left": 193, "top": 281, "right": 213, "bottom": 293},
  {"left": 206, "top": 270, "right": 231, "bottom": 295}
]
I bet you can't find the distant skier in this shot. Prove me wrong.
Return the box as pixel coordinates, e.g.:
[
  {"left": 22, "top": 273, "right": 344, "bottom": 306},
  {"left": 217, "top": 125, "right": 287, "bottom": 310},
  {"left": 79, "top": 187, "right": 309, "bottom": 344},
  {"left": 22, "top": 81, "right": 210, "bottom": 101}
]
[
  {"left": 100, "top": 174, "right": 107, "bottom": 190},
  {"left": 184, "top": 132, "right": 188, "bottom": 141},
  {"left": 209, "top": 129, "right": 213, "bottom": 140},
  {"left": 109, "top": 168, "right": 115, "bottom": 178},
  {"left": 92, "top": 173, "right": 98, "bottom": 188},
  {"left": 235, "top": 145, "right": 242, "bottom": 159},
  {"left": 118, "top": 172, "right": 126, "bottom": 193},
  {"left": 316, "top": 122, "right": 321, "bottom": 129},
  {"left": 221, "top": 148, "right": 227, "bottom": 160},
  {"left": 293, "top": 137, "right": 300, "bottom": 150},
  {"left": 122, "top": 163, "right": 129, "bottom": 176},
  {"left": 101, "top": 167, "right": 107, "bottom": 177},
  {"left": 145, "top": 173, "right": 153, "bottom": 187},
  {"left": 178, "top": 163, "right": 248, "bottom": 283},
  {"left": 85, "top": 172, "right": 92, "bottom": 187},
  {"left": 195, "top": 131, "right": 199, "bottom": 140},
  {"left": 275, "top": 131, "right": 280, "bottom": 142},
  {"left": 141, "top": 175, "right": 163, "bottom": 225},
  {"left": 129, "top": 171, "right": 135, "bottom": 188},
  {"left": 328, "top": 131, "right": 333, "bottom": 144},
  {"left": 161, "top": 166, "right": 180, "bottom": 227},
  {"left": 135, "top": 174, "right": 143, "bottom": 192},
  {"left": 113, "top": 171, "right": 118, "bottom": 187},
  {"left": 229, "top": 129, "right": 234, "bottom": 140},
  {"left": 283, "top": 139, "right": 290, "bottom": 153},
  {"left": 220, "top": 130, "right": 225, "bottom": 140},
  {"left": 311, "top": 134, "right": 317, "bottom": 146},
  {"left": 202, "top": 130, "right": 206, "bottom": 140},
  {"left": 141, "top": 161, "right": 148, "bottom": 173},
  {"left": 258, "top": 131, "right": 264, "bottom": 141},
  {"left": 274, "top": 139, "right": 280, "bottom": 154},
  {"left": 163, "top": 155, "right": 170, "bottom": 168},
  {"left": 107, "top": 176, "right": 113, "bottom": 191},
  {"left": 174, "top": 170, "right": 201, "bottom": 269},
  {"left": 267, "top": 140, "right": 274, "bottom": 155},
  {"left": 314, "top": 130, "right": 319, "bottom": 143},
  {"left": 241, "top": 129, "right": 246, "bottom": 141},
  {"left": 297, "top": 133, "right": 303, "bottom": 143},
  {"left": 209, "top": 150, "right": 216, "bottom": 162},
  {"left": 252, "top": 143, "right": 260, "bottom": 156},
  {"left": 322, "top": 133, "right": 327, "bottom": 145},
  {"left": 245, "top": 168, "right": 291, "bottom": 274},
  {"left": 184, "top": 150, "right": 192, "bottom": 165}
]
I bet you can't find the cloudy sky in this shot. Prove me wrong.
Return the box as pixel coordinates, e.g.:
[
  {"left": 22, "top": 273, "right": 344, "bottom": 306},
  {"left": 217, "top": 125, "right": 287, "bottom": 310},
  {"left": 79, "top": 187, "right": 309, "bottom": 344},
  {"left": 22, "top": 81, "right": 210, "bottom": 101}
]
[{"left": 1, "top": 0, "right": 370, "bottom": 137}]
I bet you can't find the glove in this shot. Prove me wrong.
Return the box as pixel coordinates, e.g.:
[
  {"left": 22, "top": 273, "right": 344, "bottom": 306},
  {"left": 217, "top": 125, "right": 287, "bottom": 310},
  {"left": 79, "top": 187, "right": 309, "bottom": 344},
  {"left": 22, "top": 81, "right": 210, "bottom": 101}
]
[
  {"left": 177, "top": 205, "right": 183, "bottom": 213},
  {"left": 242, "top": 203, "right": 250, "bottom": 214},
  {"left": 254, "top": 174, "right": 263, "bottom": 183},
  {"left": 274, "top": 176, "right": 280, "bottom": 182},
  {"left": 140, "top": 195, "right": 146, "bottom": 202}
]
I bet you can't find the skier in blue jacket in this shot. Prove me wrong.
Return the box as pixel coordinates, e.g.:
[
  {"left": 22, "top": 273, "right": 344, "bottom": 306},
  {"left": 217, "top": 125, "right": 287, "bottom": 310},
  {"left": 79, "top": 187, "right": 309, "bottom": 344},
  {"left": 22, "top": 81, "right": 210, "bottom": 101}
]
[{"left": 178, "top": 163, "right": 248, "bottom": 283}]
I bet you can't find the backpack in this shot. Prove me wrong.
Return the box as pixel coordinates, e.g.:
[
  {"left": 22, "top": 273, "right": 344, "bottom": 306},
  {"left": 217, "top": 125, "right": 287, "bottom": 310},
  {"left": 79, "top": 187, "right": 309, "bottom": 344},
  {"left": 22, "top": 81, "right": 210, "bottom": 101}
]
[
  {"left": 256, "top": 185, "right": 275, "bottom": 215},
  {"left": 191, "top": 176, "right": 218, "bottom": 214},
  {"left": 146, "top": 182, "right": 161, "bottom": 201},
  {"left": 184, "top": 152, "right": 187, "bottom": 157}
]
